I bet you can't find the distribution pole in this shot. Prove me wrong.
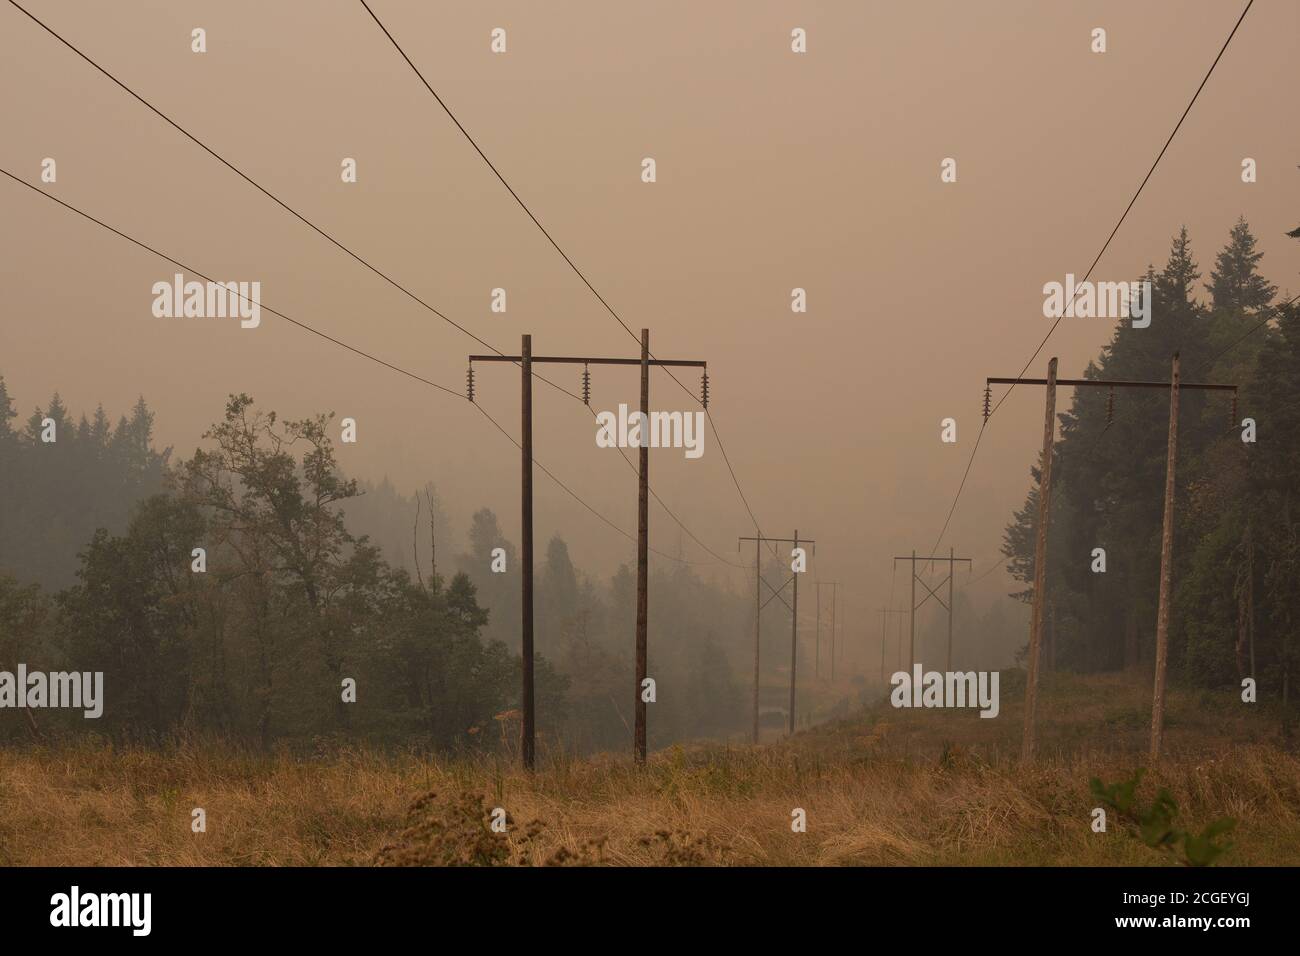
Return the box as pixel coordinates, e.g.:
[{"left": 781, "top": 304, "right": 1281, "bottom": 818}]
[
  {"left": 1023, "top": 356, "right": 1057, "bottom": 763},
  {"left": 740, "top": 533, "right": 815, "bottom": 741},
  {"left": 947, "top": 546, "right": 955, "bottom": 671},
  {"left": 471, "top": 334, "right": 708, "bottom": 768},
  {"left": 910, "top": 551, "right": 916, "bottom": 667},
  {"left": 752, "top": 538, "right": 761, "bottom": 743},
  {"left": 829, "top": 582, "right": 838, "bottom": 680},
  {"left": 635, "top": 329, "right": 650, "bottom": 764},
  {"left": 986, "top": 356, "right": 1234, "bottom": 763},
  {"left": 520, "top": 335, "right": 535, "bottom": 771},
  {"left": 789, "top": 531, "right": 800, "bottom": 735},
  {"left": 878, "top": 608, "right": 906, "bottom": 681},
  {"left": 815, "top": 582, "right": 821, "bottom": 678},
  {"left": 1151, "top": 352, "right": 1180, "bottom": 761},
  {"left": 892, "top": 551, "right": 972, "bottom": 671}
]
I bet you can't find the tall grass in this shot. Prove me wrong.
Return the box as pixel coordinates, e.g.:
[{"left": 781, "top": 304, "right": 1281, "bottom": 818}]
[{"left": 1, "top": 672, "right": 1296, "bottom": 866}]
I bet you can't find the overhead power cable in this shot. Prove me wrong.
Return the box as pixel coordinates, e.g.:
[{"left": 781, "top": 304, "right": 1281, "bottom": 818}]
[
  {"left": 356, "top": 0, "right": 778, "bottom": 555},
  {"left": 926, "top": 0, "right": 1255, "bottom": 558},
  {"left": 0, "top": 166, "right": 700, "bottom": 566},
  {"left": 7, "top": 0, "right": 743, "bottom": 568}
]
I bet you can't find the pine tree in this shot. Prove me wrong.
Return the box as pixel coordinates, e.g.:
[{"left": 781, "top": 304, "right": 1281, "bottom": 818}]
[
  {"left": 1157, "top": 226, "right": 1201, "bottom": 309},
  {"left": 1207, "top": 217, "right": 1276, "bottom": 313},
  {"left": 0, "top": 376, "right": 15, "bottom": 440}
]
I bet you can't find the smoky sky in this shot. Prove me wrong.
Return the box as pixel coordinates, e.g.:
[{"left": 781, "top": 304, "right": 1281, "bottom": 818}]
[{"left": 2, "top": 0, "right": 1297, "bottom": 649}]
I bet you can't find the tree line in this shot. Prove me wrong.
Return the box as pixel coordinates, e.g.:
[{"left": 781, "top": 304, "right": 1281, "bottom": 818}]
[
  {"left": 0, "top": 389, "right": 748, "bottom": 752},
  {"left": 1003, "top": 217, "right": 1298, "bottom": 710}
]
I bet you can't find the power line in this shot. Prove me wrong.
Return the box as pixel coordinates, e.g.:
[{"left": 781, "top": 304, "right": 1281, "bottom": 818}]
[
  {"left": 968, "top": 555, "right": 1006, "bottom": 587},
  {"left": 3, "top": 0, "right": 580, "bottom": 405},
  {"left": 471, "top": 402, "right": 701, "bottom": 565},
  {"left": 0, "top": 166, "right": 699, "bottom": 567},
  {"left": 986, "top": 0, "right": 1255, "bottom": 425},
  {"left": 356, "top": 0, "right": 777, "bottom": 551},
  {"left": 973, "top": 284, "right": 1292, "bottom": 579},
  {"left": 1191, "top": 290, "right": 1300, "bottom": 376},
  {"left": 356, "top": 0, "right": 639, "bottom": 347},
  {"left": 583, "top": 401, "right": 748, "bottom": 569},
  {"left": 0, "top": 167, "right": 462, "bottom": 399},
  {"left": 927, "top": 0, "right": 1254, "bottom": 557},
  {"left": 7, "top": 0, "right": 745, "bottom": 570}
]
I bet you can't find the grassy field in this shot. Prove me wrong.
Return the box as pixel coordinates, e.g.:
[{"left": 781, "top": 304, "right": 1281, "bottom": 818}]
[{"left": 1, "top": 670, "right": 1296, "bottom": 866}]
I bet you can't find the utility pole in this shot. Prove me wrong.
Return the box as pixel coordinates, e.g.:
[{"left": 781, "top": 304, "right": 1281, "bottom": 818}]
[
  {"left": 520, "top": 335, "right": 535, "bottom": 771},
  {"left": 1025, "top": 356, "right": 1057, "bottom": 764},
  {"left": 826, "top": 581, "right": 838, "bottom": 680},
  {"left": 635, "top": 329, "right": 650, "bottom": 764},
  {"left": 752, "top": 538, "right": 760, "bottom": 743},
  {"left": 789, "top": 531, "right": 800, "bottom": 735},
  {"left": 878, "top": 608, "right": 906, "bottom": 681},
  {"left": 739, "top": 533, "right": 815, "bottom": 740},
  {"left": 471, "top": 332, "right": 708, "bottom": 768},
  {"left": 986, "top": 356, "right": 1236, "bottom": 763},
  {"left": 892, "top": 552, "right": 972, "bottom": 670},
  {"left": 1150, "top": 353, "right": 1179, "bottom": 761},
  {"left": 947, "top": 546, "right": 956, "bottom": 671},
  {"left": 896, "top": 612, "right": 905, "bottom": 672},
  {"left": 815, "top": 582, "right": 821, "bottom": 678}
]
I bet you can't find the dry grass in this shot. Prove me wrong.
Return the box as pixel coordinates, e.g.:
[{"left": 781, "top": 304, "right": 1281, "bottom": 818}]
[{"left": 1, "top": 671, "right": 1297, "bottom": 866}]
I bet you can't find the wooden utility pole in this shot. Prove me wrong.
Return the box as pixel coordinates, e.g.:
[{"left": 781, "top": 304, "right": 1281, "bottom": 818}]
[
  {"left": 877, "top": 608, "right": 906, "bottom": 681},
  {"left": 829, "top": 581, "right": 838, "bottom": 680},
  {"left": 752, "top": 537, "right": 760, "bottom": 743},
  {"left": 635, "top": 330, "right": 650, "bottom": 763},
  {"left": 985, "top": 355, "right": 1236, "bottom": 763},
  {"left": 947, "top": 546, "right": 956, "bottom": 671},
  {"left": 520, "top": 335, "right": 535, "bottom": 770},
  {"left": 896, "top": 611, "right": 905, "bottom": 671},
  {"left": 789, "top": 531, "right": 800, "bottom": 734},
  {"left": 470, "top": 333, "right": 708, "bottom": 767},
  {"left": 1150, "top": 352, "right": 1180, "bottom": 761},
  {"left": 739, "top": 533, "right": 815, "bottom": 740},
  {"left": 1022, "top": 356, "right": 1058, "bottom": 763},
  {"left": 892, "top": 551, "right": 972, "bottom": 670},
  {"left": 815, "top": 582, "right": 821, "bottom": 678},
  {"left": 883, "top": 608, "right": 894, "bottom": 686}
]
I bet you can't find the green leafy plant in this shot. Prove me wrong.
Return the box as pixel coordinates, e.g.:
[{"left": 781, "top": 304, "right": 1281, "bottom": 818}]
[{"left": 1089, "top": 770, "right": 1235, "bottom": 866}]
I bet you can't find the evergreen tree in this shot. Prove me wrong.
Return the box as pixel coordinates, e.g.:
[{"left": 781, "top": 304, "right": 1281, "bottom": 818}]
[{"left": 1207, "top": 217, "right": 1276, "bottom": 313}]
